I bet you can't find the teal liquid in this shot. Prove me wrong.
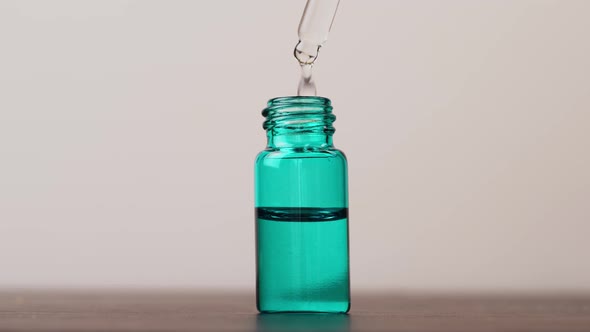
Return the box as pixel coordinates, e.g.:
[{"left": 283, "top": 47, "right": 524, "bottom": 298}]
[{"left": 256, "top": 207, "right": 350, "bottom": 313}]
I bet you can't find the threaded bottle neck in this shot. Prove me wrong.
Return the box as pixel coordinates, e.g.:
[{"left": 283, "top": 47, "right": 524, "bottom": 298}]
[{"left": 262, "top": 96, "right": 336, "bottom": 149}]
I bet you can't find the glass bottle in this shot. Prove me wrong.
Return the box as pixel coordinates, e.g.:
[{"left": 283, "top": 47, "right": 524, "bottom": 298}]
[{"left": 255, "top": 96, "right": 350, "bottom": 313}]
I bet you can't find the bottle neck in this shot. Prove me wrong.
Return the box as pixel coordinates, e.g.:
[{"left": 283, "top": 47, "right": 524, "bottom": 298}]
[
  {"left": 267, "top": 132, "right": 333, "bottom": 149},
  {"left": 263, "top": 96, "right": 336, "bottom": 149}
]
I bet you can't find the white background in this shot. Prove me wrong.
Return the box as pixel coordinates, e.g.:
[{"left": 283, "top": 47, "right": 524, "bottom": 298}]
[{"left": 1, "top": 0, "right": 589, "bottom": 292}]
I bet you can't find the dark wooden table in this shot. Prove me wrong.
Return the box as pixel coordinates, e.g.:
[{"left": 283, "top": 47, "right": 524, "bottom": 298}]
[{"left": 1, "top": 290, "right": 589, "bottom": 331}]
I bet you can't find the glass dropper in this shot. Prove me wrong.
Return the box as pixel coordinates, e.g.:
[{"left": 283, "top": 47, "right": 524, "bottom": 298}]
[{"left": 295, "top": 0, "right": 340, "bottom": 96}]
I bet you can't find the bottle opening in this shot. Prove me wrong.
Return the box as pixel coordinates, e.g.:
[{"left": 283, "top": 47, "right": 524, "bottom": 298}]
[
  {"left": 263, "top": 96, "right": 335, "bottom": 132},
  {"left": 262, "top": 96, "right": 336, "bottom": 147},
  {"left": 264, "top": 96, "right": 331, "bottom": 114}
]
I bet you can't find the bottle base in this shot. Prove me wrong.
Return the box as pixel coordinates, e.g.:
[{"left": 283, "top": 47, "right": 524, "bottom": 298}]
[
  {"left": 256, "top": 310, "right": 350, "bottom": 331},
  {"left": 258, "top": 309, "right": 350, "bottom": 314},
  {"left": 257, "top": 301, "right": 350, "bottom": 314}
]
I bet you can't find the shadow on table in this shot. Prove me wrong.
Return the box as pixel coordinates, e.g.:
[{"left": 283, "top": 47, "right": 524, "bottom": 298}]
[{"left": 256, "top": 313, "right": 349, "bottom": 332}]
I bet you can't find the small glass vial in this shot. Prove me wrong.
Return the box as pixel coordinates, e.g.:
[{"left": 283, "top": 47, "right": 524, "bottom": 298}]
[{"left": 255, "top": 96, "right": 350, "bottom": 313}]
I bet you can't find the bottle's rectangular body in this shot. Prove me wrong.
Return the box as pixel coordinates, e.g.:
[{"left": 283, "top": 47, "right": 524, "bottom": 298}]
[{"left": 255, "top": 97, "right": 350, "bottom": 313}]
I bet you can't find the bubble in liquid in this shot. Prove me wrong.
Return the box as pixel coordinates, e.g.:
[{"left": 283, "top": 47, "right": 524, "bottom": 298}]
[{"left": 297, "top": 64, "right": 317, "bottom": 96}]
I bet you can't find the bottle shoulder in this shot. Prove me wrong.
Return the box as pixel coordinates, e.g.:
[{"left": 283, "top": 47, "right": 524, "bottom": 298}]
[{"left": 255, "top": 147, "right": 347, "bottom": 163}]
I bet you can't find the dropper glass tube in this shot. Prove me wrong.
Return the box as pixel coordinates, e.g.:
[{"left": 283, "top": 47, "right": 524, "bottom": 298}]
[
  {"left": 295, "top": 0, "right": 341, "bottom": 65},
  {"left": 295, "top": 0, "right": 340, "bottom": 96}
]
